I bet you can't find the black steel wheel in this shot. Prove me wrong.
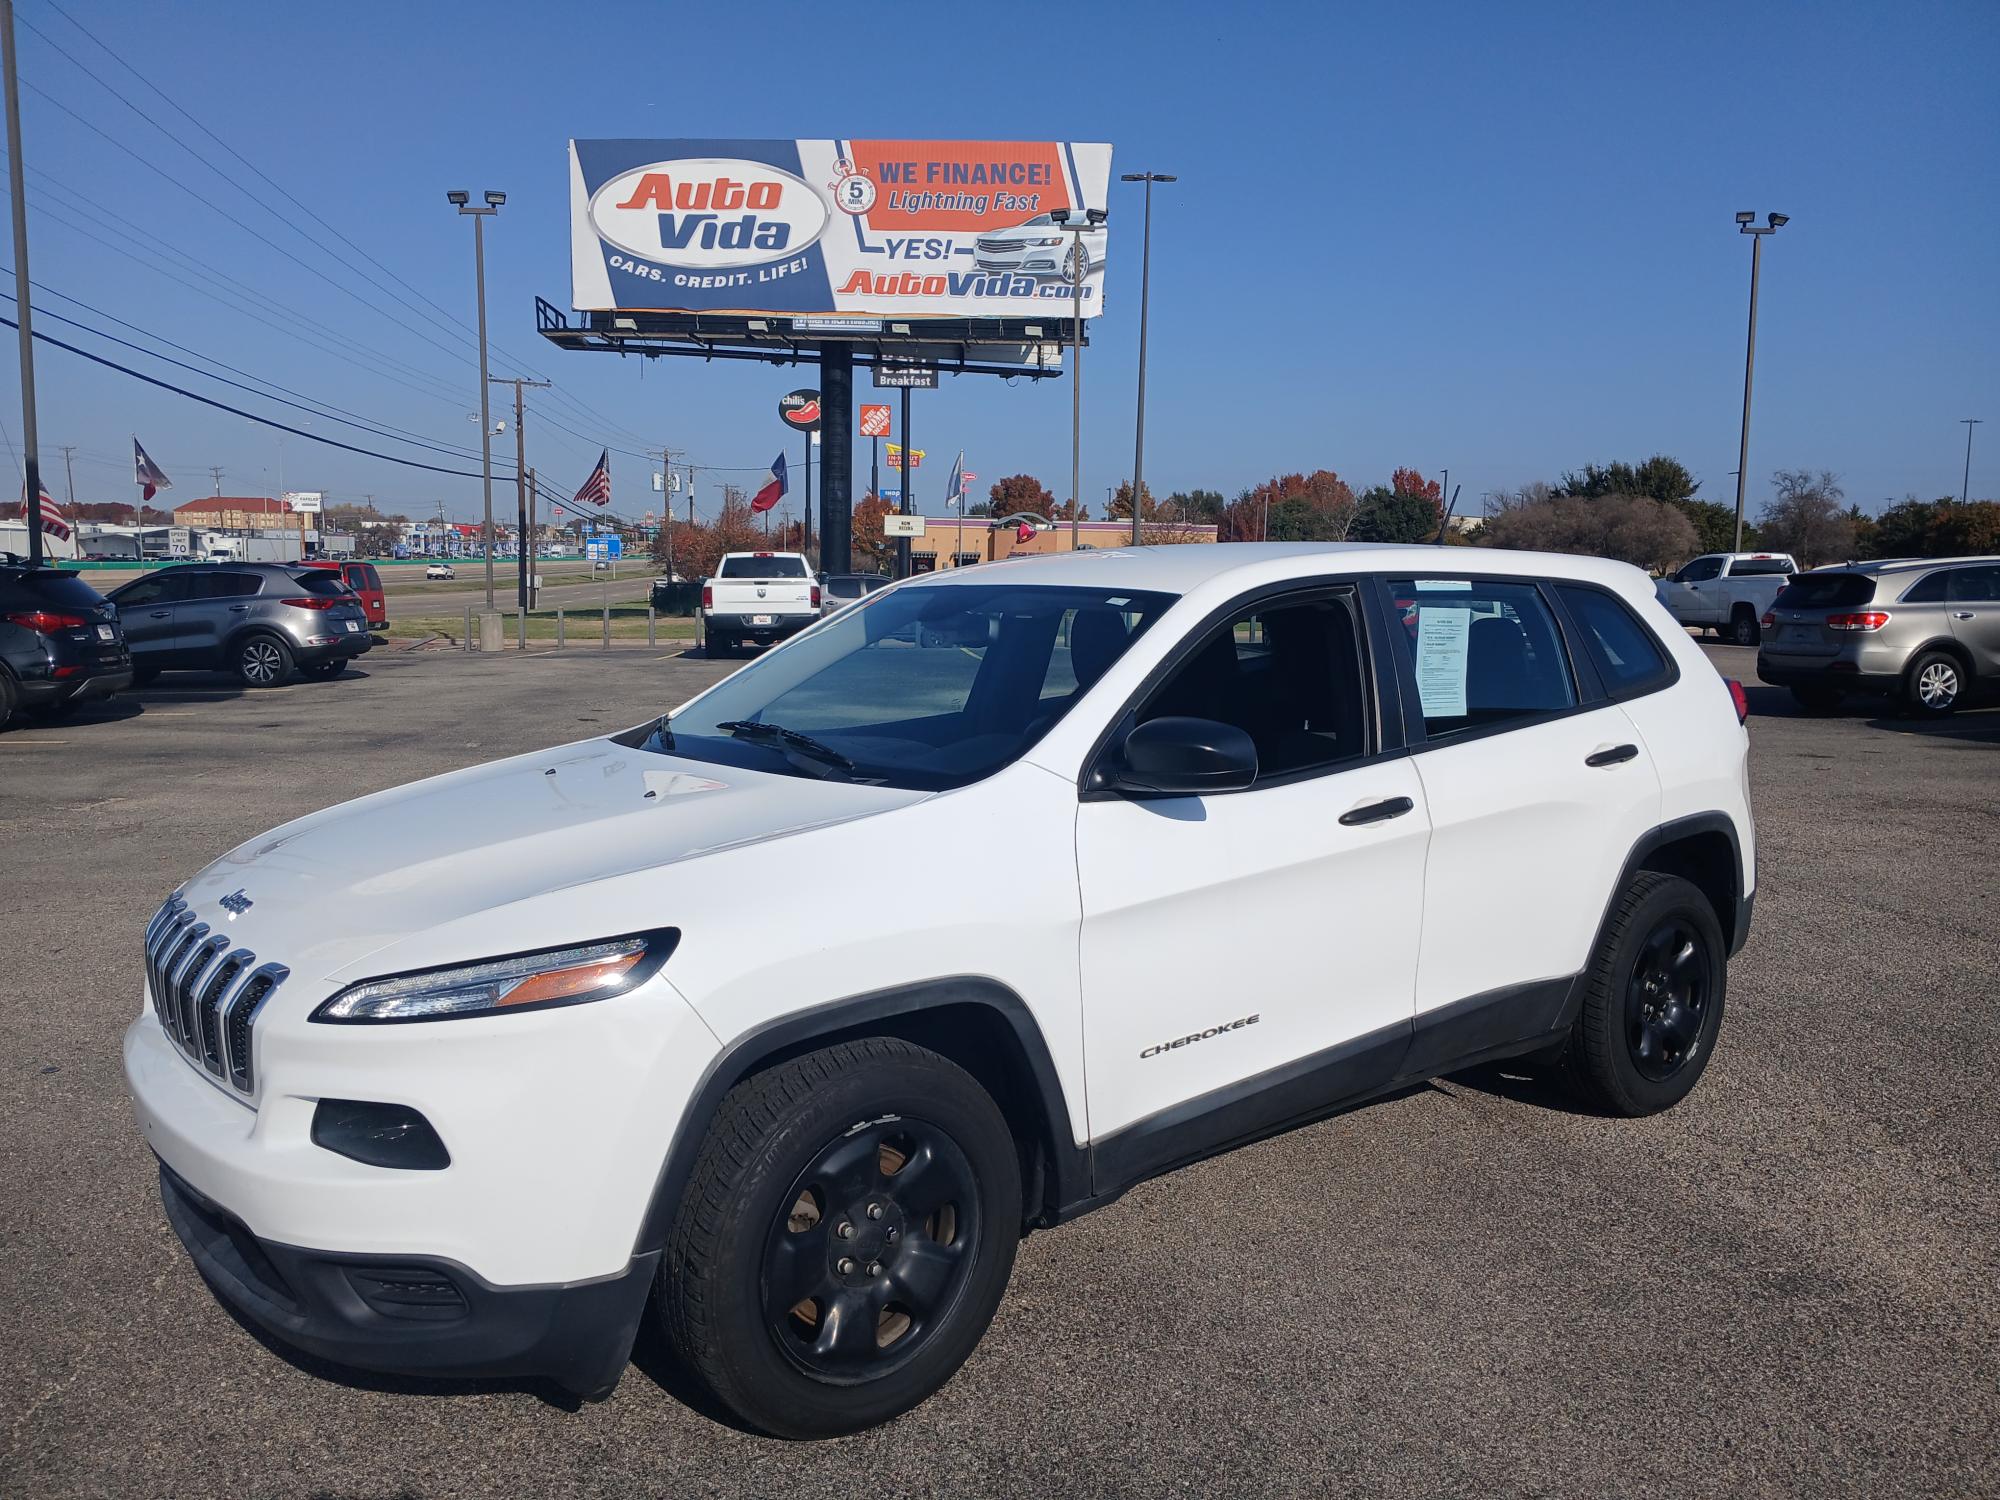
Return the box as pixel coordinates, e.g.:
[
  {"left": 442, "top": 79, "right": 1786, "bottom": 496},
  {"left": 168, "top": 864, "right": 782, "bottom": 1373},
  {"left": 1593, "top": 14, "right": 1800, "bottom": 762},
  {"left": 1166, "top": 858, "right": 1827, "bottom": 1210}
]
[
  {"left": 1624, "top": 917, "right": 1711, "bottom": 1082},
  {"left": 762, "top": 1117, "right": 981, "bottom": 1382},
  {"left": 1561, "top": 871, "right": 1727, "bottom": 1116},
  {"left": 658, "top": 1037, "right": 1021, "bottom": 1438}
]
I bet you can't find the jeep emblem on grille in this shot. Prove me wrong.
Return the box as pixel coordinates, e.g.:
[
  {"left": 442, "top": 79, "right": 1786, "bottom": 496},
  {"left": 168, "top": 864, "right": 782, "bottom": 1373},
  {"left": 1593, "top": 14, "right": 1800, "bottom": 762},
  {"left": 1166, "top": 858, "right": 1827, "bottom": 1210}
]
[{"left": 218, "top": 889, "right": 254, "bottom": 916}]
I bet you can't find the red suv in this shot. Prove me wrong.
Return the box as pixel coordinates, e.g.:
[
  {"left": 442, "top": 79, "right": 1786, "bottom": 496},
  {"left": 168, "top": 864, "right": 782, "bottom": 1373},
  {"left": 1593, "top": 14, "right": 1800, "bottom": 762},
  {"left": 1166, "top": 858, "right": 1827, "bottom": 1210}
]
[{"left": 295, "top": 559, "right": 386, "bottom": 629}]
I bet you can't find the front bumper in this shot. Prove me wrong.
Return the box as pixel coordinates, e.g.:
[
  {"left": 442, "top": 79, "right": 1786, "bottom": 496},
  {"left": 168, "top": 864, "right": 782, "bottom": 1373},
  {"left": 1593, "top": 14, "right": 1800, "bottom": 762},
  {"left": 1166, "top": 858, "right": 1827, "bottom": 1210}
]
[{"left": 157, "top": 1162, "right": 654, "bottom": 1398}]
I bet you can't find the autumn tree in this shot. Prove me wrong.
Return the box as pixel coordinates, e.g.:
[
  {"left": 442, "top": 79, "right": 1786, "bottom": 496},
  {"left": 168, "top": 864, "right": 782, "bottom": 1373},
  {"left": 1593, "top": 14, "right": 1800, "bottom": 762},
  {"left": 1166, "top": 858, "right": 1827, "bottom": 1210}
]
[
  {"left": 1218, "top": 471, "right": 1356, "bottom": 542},
  {"left": 1757, "top": 470, "right": 1854, "bottom": 567},
  {"left": 1389, "top": 467, "right": 1443, "bottom": 504},
  {"left": 987, "top": 474, "right": 1055, "bottom": 517},
  {"left": 1556, "top": 456, "right": 1700, "bottom": 505},
  {"left": 851, "top": 493, "right": 896, "bottom": 572},
  {"left": 1106, "top": 481, "right": 1159, "bottom": 521},
  {"left": 1480, "top": 494, "right": 1697, "bottom": 572}
]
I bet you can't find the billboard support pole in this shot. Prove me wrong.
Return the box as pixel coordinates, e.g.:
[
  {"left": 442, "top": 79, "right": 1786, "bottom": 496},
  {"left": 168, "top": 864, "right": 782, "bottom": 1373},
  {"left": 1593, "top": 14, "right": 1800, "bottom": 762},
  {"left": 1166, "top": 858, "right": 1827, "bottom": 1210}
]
[
  {"left": 819, "top": 342, "right": 853, "bottom": 575},
  {"left": 896, "top": 386, "right": 911, "bottom": 580}
]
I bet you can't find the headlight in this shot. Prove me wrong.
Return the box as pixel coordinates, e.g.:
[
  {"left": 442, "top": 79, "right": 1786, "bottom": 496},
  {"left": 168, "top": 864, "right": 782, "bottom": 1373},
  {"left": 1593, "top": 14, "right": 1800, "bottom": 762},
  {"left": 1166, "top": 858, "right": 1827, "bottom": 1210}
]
[
  {"left": 312, "top": 930, "right": 678, "bottom": 1024},
  {"left": 1031, "top": 236, "right": 1065, "bottom": 246}
]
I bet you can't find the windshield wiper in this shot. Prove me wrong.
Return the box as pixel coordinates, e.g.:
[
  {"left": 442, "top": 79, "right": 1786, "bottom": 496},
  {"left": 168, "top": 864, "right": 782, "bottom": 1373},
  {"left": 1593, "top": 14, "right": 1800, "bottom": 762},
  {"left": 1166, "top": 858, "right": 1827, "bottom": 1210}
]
[{"left": 715, "top": 720, "right": 856, "bottom": 776}]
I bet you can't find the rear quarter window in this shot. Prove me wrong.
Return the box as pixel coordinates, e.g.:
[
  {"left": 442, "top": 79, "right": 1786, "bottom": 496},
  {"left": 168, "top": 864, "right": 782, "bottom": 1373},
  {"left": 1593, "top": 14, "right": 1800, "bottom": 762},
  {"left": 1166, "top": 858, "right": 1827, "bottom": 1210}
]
[
  {"left": 1774, "top": 573, "right": 1876, "bottom": 609},
  {"left": 1555, "top": 585, "right": 1674, "bottom": 697}
]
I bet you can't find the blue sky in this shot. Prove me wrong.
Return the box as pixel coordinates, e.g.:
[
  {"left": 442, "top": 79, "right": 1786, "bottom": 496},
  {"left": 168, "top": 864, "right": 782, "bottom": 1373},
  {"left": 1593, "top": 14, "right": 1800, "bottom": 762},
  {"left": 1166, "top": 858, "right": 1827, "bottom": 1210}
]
[{"left": 4, "top": 0, "right": 1995, "bottom": 526}]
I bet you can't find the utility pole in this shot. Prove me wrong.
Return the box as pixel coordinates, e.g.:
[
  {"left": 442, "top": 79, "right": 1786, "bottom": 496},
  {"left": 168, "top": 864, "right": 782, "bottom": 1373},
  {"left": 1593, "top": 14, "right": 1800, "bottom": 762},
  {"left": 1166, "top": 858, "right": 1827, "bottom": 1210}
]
[
  {"left": 1961, "top": 419, "right": 1982, "bottom": 505},
  {"left": 57, "top": 443, "right": 74, "bottom": 503},
  {"left": 3, "top": 0, "right": 45, "bottom": 566},
  {"left": 1732, "top": 211, "right": 1789, "bottom": 552},
  {"left": 525, "top": 467, "right": 537, "bottom": 605},
  {"left": 1121, "top": 171, "right": 1175, "bottom": 547},
  {"left": 661, "top": 447, "right": 674, "bottom": 584},
  {"left": 489, "top": 376, "right": 548, "bottom": 611},
  {"left": 208, "top": 466, "right": 224, "bottom": 498}
]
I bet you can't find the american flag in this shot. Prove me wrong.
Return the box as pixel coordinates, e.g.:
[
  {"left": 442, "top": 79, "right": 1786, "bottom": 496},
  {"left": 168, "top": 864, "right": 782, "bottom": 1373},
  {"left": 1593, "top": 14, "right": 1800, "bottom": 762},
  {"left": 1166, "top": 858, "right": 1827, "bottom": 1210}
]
[
  {"left": 21, "top": 480, "right": 70, "bottom": 541},
  {"left": 572, "top": 449, "right": 611, "bottom": 507}
]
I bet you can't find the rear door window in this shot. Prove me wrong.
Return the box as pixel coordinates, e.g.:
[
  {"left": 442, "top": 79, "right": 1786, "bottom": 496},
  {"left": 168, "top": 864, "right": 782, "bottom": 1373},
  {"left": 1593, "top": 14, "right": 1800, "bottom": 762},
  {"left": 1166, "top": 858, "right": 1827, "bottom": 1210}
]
[
  {"left": 113, "top": 573, "right": 191, "bottom": 607},
  {"left": 1388, "top": 578, "right": 1577, "bottom": 739},
  {"left": 1775, "top": 573, "right": 1876, "bottom": 609},
  {"left": 1947, "top": 565, "right": 2000, "bottom": 603},
  {"left": 1555, "top": 585, "right": 1673, "bottom": 697}
]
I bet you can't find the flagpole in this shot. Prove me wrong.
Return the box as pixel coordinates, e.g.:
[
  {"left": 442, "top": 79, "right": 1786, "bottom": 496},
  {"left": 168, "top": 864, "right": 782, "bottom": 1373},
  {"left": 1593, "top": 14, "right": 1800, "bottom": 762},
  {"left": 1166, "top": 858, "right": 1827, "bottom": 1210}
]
[{"left": 3, "top": 0, "right": 45, "bottom": 567}]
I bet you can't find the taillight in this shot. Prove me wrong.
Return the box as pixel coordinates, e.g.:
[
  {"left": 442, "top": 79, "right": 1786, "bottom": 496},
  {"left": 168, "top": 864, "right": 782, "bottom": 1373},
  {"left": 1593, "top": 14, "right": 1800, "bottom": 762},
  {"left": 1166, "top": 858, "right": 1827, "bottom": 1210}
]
[
  {"left": 1827, "top": 611, "right": 1890, "bottom": 631},
  {"left": 810, "top": 585, "right": 821, "bottom": 608},
  {"left": 280, "top": 597, "right": 340, "bottom": 611},
  {"left": 701, "top": 584, "right": 713, "bottom": 610},
  {"left": 3, "top": 610, "right": 89, "bottom": 633},
  {"left": 1760, "top": 611, "right": 1775, "bottom": 629},
  {"left": 1726, "top": 678, "right": 1748, "bottom": 723}
]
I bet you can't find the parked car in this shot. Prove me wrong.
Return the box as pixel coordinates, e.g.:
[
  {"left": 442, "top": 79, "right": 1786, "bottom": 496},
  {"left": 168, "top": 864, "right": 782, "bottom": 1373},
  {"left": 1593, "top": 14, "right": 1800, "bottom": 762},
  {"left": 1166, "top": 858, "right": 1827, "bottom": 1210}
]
[
  {"left": 424, "top": 563, "right": 455, "bottom": 581},
  {"left": 1654, "top": 552, "right": 1799, "bottom": 644},
  {"left": 106, "top": 562, "right": 371, "bottom": 687},
  {"left": 819, "top": 572, "right": 890, "bottom": 616},
  {"left": 1757, "top": 555, "right": 2000, "bottom": 715},
  {"left": 972, "top": 212, "right": 1107, "bottom": 279},
  {"left": 700, "top": 550, "right": 821, "bottom": 655},
  {"left": 294, "top": 559, "right": 388, "bottom": 630},
  {"left": 0, "top": 555, "right": 131, "bottom": 726},
  {"left": 124, "top": 543, "right": 1754, "bottom": 1438}
]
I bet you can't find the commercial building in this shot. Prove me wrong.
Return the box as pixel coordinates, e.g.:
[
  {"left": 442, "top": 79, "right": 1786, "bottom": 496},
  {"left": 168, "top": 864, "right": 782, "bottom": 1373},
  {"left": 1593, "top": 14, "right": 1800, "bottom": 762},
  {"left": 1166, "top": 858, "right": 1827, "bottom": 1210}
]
[{"left": 172, "top": 496, "right": 294, "bottom": 530}]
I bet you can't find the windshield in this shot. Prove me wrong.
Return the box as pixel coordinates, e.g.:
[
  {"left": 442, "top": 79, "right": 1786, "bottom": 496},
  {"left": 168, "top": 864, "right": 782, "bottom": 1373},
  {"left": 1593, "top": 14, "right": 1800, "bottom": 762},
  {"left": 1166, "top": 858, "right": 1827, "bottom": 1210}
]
[
  {"left": 719, "top": 555, "right": 809, "bottom": 579},
  {"left": 652, "top": 582, "right": 1176, "bottom": 790}
]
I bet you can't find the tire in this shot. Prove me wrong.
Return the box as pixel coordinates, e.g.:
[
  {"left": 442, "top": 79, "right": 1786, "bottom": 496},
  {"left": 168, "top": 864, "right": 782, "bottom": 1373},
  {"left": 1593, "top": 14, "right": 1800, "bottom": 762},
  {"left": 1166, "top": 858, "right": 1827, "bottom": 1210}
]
[
  {"left": 130, "top": 666, "right": 160, "bottom": 687},
  {"left": 302, "top": 659, "right": 347, "bottom": 680},
  {"left": 658, "top": 1038, "right": 1022, "bottom": 1438},
  {"left": 1789, "top": 684, "right": 1843, "bottom": 712},
  {"left": 233, "top": 633, "right": 294, "bottom": 688},
  {"left": 1904, "top": 649, "right": 1964, "bottom": 717},
  {"left": 1729, "top": 607, "right": 1760, "bottom": 647},
  {"left": 1560, "top": 872, "right": 1727, "bottom": 1117},
  {"left": 0, "top": 669, "right": 16, "bottom": 731}
]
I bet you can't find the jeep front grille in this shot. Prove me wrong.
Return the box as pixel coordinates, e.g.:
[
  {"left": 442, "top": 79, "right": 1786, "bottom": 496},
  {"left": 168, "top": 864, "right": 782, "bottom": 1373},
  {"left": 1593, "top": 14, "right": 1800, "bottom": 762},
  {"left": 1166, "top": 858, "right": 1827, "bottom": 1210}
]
[{"left": 145, "top": 894, "right": 287, "bottom": 1097}]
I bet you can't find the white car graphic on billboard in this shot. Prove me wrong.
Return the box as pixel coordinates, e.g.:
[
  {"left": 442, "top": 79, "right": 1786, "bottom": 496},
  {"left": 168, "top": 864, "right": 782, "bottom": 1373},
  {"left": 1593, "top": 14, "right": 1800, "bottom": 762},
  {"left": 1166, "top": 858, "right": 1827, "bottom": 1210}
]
[{"left": 972, "top": 214, "right": 1107, "bottom": 280}]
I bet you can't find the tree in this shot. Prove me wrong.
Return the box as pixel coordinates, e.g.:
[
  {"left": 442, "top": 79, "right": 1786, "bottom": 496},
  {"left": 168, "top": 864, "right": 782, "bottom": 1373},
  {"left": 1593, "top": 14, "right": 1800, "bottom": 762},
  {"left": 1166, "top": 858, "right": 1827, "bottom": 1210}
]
[
  {"left": 1350, "top": 486, "right": 1441, "bottom": 544},
  {"left": 987, "top": 474, "right": 1054, "bottom": 517},
  {"left": 1048, "top": 497, "right": 1088, "bottom": 521},
  {"left": 1480, "top": 494, "right": 1697, "bottom": 572},
  {"left": 1869, "top": 497, "right": 2000, "bottom": 558},
  {"left": 1218, "top": 471, "right": 1356, "bottom": 542},
  {"left": 1556, "top": 455, "right": 1701, "bottom": 505},
  {"left": 851, "top": 494, "right": 896, "bottom": 571},
  {"left": 1163, "top": 489, "right": 1225, "bottom": 525},
  {"left": 1673, "top": 498, "right": 1754, "bottom": 555},
  {"left": 1758, "top": 469, "right": 1854, "bottom": 567},
  {"left": 1389, "top": 467, "right": 1442, "bottom": 504},
  {"left": 1106, "top": 481, "right": 1159, "bottom": 521}
]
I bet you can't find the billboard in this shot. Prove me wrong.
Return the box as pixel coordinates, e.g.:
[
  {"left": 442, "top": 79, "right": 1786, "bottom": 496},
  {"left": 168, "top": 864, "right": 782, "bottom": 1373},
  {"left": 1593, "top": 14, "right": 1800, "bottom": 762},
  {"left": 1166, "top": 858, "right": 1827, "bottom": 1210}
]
[{"left": 570, "top": 139, "right": 1112, "bottom": 319}]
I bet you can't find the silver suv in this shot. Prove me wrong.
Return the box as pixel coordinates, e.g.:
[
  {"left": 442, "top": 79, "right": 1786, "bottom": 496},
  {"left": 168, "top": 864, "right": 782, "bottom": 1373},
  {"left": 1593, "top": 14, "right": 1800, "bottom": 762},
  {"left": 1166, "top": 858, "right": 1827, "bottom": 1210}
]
[
  {"left": 107, "top": 563, "right": 373, "bottom": 688},
  {"left": 1757, "top": 556, "right": 2000, "bottom": 715}
]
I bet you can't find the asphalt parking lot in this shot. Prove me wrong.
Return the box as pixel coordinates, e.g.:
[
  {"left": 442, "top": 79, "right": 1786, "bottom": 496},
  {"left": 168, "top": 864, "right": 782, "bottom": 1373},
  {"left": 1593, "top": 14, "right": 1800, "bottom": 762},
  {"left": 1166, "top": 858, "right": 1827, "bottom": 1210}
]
[{"left": 2, "top": 643, "right": 1995, "bottom": 1498}]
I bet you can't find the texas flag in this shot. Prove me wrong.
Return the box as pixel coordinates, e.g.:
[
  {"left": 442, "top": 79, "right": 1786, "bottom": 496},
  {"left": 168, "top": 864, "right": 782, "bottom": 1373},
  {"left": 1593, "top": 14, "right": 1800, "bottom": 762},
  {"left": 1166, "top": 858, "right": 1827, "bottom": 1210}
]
[
  {"left": 134, "top": 437, "right": 173, "bottom": 502},
  {"left": 750, "top": 452, "right": 788, "bottom": 514}
]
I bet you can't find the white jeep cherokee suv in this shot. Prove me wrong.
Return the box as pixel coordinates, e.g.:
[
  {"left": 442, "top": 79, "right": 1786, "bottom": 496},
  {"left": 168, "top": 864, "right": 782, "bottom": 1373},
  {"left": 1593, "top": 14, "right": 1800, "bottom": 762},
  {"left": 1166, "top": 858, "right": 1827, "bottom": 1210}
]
[{"left": 124, "top": 543, "right": 1755, "bottom": 1438}]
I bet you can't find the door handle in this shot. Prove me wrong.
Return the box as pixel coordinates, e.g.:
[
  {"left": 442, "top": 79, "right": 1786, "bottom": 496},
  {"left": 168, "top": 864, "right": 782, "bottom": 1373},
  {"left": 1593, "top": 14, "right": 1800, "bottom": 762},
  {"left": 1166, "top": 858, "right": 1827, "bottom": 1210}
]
[
  {"left": 1952, "top": 611, "right": 1975, "bottom": 620},
  {"left": 149, "top": 610, "right": 171, "bottom": 618},
  {"left": 1585, "top": 743, "right": 1640, "bottom": 767},
  {"left": 229, "top": 604, "right": 250, "bottom": 612},
  {"left": 1339, "top": 796, "right": 1414, "bottom": 826}
]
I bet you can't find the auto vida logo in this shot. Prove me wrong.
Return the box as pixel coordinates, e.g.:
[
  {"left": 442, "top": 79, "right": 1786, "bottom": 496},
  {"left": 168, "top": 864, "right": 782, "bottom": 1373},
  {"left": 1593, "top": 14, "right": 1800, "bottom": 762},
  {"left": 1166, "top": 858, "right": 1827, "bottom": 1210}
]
[
  {"left": 1140, "top": 1013, "right": 1260, "bottom": 1059},
  {"left": 218, "top": 889, "right": 253, "bottom": 916},
  {"left": 589, "top": 158, "right": 830, "bottom": 270}
]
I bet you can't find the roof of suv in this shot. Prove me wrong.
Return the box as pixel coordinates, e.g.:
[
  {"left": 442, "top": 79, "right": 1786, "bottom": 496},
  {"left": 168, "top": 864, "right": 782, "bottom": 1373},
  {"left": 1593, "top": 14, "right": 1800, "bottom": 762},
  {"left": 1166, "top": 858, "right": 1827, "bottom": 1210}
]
[
  {"left": 909, "top": 541, "right": 1654, "bottom": 595},
  {"left": 1815, "top": 555, "right": 2000, "bottom": 575}
]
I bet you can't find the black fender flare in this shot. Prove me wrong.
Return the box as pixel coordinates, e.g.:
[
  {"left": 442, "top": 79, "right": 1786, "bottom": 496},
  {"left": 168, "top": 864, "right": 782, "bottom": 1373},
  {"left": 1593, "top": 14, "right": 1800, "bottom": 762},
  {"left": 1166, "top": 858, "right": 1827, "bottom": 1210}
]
[
  {"left": 1609, "top": 811, "right": 1750, "bottom": 960},
  {"left": 632, "top": 976, "right": 1088, "bottom": 1256}
]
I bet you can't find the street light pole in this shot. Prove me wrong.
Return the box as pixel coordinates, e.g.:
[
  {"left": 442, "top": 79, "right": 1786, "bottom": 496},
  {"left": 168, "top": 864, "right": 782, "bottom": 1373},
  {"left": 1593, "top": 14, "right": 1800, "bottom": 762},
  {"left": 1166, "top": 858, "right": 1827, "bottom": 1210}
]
[
  {"left": 1731, "top": 210, "right": 1788, "bottom": 552},
  {"left": 449, "top": 189, "right": 505, "bottom": 616},
  {"left": 1121, "top": 172, "right": 1175, "bottom": 548},
  {"left": 1961, "top": 419, "right": 1982, "bottom": 505}
]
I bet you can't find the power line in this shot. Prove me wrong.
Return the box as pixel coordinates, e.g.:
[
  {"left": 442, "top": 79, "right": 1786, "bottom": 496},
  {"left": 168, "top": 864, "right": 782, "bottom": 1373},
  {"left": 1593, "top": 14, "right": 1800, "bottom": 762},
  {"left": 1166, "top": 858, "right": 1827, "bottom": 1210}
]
[{"left": 3, "top": 313, "right": 516, "bottom": 482}]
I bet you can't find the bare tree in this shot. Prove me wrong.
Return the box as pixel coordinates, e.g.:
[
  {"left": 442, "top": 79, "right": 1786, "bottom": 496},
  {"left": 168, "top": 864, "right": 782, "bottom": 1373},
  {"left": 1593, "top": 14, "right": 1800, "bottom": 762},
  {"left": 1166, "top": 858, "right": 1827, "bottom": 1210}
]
[
  {"left": 1482, "top": 494, "right": 1697, "bottom": 572},
  {"left": 1757, "top": 470, "right": 1854, "bottom": 567}
]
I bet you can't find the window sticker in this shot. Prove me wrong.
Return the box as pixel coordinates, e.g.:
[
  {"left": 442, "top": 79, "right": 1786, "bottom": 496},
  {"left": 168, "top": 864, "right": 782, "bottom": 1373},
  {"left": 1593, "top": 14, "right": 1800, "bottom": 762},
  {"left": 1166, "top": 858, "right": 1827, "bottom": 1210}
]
[
  {"left": 1416, "top": 578, "right": 1472, "bottom": 591},
  {"left": 1415, "top": 606, "right": 1472, "bottom": 718}
]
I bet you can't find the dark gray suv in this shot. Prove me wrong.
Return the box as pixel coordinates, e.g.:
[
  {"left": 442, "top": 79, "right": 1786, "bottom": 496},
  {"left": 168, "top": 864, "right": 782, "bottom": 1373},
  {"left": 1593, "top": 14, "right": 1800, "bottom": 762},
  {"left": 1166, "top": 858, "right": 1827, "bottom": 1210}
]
[
  {"left": 106, "top": 563, "right": 372, "bottom": 688},
  {"left": 1756, "top": 556, "right": 2000, "bottom": 715}
]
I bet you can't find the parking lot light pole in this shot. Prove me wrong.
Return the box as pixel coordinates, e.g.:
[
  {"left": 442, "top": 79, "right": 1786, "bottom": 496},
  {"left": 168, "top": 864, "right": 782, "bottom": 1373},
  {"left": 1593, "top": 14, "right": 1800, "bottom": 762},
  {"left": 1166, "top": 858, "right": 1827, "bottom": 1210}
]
[
  {"left": 1121, "top": 173, "right": 1174, "bottom": 548},
  {"left": 1961, "top": 419, "right": 1981, "bottom": 504},
  {"left": 449, "top": 189, "right": 505, "bottom": 616},
  {"left": 1731, "top": 210, "right": 1788, "bottom": 552}
]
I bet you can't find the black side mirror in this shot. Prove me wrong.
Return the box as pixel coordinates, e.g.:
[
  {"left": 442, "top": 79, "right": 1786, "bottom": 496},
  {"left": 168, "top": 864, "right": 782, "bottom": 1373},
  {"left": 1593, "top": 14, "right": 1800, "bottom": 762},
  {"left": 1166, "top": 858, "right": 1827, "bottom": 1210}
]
[{"left": 1107, "top": 716, "right": 1258, "bottom": 797}]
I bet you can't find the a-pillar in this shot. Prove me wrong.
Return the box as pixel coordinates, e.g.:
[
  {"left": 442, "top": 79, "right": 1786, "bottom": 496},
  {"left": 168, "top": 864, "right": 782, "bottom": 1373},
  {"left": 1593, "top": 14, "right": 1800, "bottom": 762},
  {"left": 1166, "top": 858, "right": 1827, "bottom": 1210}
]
[{"left": 818, "top": 343, "right": 853, "bottom": 575}]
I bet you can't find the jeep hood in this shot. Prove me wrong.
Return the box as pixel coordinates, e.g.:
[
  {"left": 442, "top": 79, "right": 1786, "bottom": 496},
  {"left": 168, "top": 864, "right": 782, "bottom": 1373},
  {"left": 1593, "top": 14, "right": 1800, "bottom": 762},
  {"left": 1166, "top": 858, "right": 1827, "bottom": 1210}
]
[{"left": 174, "top": 738, "right": 927, "bottom": 981}]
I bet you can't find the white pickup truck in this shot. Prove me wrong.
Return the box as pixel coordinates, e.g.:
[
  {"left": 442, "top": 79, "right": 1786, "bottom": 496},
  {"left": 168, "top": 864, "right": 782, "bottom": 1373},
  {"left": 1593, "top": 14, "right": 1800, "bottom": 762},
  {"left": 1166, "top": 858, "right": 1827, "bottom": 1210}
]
[
  {"left": 1655, "top": 551, "right": 1799, "bottom": 645},
  {"left": 700, "top": 551, "right": 820, "bottom": 657}
]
